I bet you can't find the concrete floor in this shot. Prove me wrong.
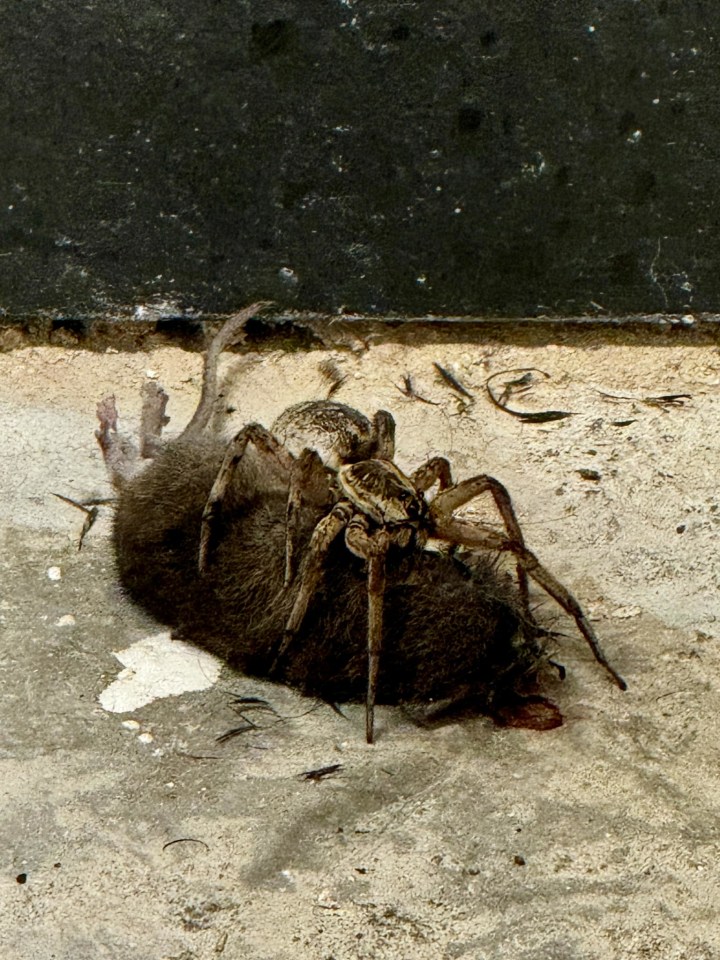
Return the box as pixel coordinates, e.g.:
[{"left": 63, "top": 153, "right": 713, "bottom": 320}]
[{"left": 2, "top": 326, "right": 719, "bottom": 959}]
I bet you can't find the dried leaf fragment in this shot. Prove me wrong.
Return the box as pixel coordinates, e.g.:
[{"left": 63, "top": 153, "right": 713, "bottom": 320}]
[{"left": 486, "top": 368, "right": 573, "bottom": 423}]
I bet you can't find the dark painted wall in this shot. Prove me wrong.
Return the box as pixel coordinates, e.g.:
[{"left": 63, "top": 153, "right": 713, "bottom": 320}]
[{"left": 1, "top": 0, "right": 717, "bottom": 319}]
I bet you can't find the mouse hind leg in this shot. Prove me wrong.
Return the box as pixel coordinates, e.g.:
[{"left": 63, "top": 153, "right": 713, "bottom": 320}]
[
  {"left": 96, "top": 380, "right": 172, "bottom": 489},
  {"left": 95, "top": 395, "right": 140, "bottom": 490},
  {"left": 139, "top": 381, "right": 170, "bottom": 459}
]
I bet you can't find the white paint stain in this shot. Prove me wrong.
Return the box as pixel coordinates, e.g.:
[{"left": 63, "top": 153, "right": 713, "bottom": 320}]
[{"left": 99, "top": 631, "right": 222, "bottom": 713}]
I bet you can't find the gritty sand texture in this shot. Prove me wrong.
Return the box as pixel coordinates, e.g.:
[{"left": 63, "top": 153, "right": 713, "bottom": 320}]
[{"left": 1, "top": 327, "right": 719, "bottom": 959}]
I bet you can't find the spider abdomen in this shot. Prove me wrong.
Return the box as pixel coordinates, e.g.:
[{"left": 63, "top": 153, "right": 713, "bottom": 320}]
[{"left": 271, "top": 400, "right": 394, "bottom": 468}]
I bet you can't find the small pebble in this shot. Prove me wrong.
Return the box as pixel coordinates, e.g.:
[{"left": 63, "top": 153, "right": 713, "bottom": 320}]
[
  {"left": 137, "top": 732, "right": 154, "bottom": 744},
  {"left": 46, "top": 567, "right": 62, "bottom": 581},
  {"left": 577, "top": 468, "right": 601, "bottom": 482},
  {"left": 611, "top": 605, "right": 642, "bottom": 620},
  {"left": 121, "top": 720, "right": 141, "bottom": 731},
  {"left": 55, "top": 614, "right": 76, "bottom": 627},
  {"left": 316, "top": 889, "right": 340, "bottom": 909}
]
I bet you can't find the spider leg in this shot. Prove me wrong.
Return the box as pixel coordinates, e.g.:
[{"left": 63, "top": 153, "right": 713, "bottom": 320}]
[
  {"left": 285, "top": 448, "right": 333, "bottom": 586},
  {"left": 199, "top": 423, "right": 295, "bottom": 572},
  {"left": 431, "top": 516, "right": 626, "bottom": 690},
  {"left": 411, "top": 456, "right": 453, "bottom": 493},
  {"left": 271, "top": 500, "right": 354, "bottom": 670},
  {"left": 184, "top": 301, "right": 273, "bottom": 438},
  {"left": 371, "top": 410, "right": 396, "bottom": 459},
  {"left": 139, "top": 381, "right": 170, "bottom": 459},
  {"left": 344, "top": 517, "right": 392, "bottom": 744},
  {"left": 430, "top": 474, "right": 532, "bottom": 616}
]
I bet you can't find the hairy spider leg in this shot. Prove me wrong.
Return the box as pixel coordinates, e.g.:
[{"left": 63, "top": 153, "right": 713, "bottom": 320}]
[
  {"left": 410, "top": 456, "right": 453, "bottom": 493},
  {"left": 184, "top": 301, "right": 273, "bottom": 438},
  {"left": 284, "top": 448, "right": 333, "bottom": 586},
  {"left": 199, "top": 423, "right": 295, "bottom": 572},
  {"left": 371, "top": 410, "right": 396, "bottom": 460},
  {"left": 430, "top": 474, "right": 533, "bottom": 617},
  {"left": 272, "top": 500, "right": 355, "bottom": 668},
  {"left": 431, "top": 515, "right": 626, "bottom": 690},
  {"left": 344, "top": 516, "right": 392, "bottom": 744}
]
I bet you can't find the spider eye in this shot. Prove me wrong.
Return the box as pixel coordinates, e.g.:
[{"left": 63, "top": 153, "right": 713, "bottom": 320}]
[{"left": 405, "top": 498, "right": 423, "bottom": 520}]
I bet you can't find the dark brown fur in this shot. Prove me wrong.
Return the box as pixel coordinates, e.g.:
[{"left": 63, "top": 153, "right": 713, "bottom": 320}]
[{"left": 113, "top": 434, "right": 551, "bottom": 716}]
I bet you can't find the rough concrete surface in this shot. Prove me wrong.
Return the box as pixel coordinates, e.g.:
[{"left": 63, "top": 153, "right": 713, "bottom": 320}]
[{"left": 2, "top": 328, "right": 719, "bottom": 959}]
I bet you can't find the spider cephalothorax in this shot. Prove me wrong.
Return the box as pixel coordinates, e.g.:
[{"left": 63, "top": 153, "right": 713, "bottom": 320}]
[{"left": 338, "top": 460, "right": 428, "bottom": 528}]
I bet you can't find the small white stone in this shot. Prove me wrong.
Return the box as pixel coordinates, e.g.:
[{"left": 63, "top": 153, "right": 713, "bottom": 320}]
[
  {"left": 137, "top": 732, "right": 154, "bottom": 744},
  {"left": 145, "top": 369, "right": 159, "bottom": 380},
  {"left": 121, "top": 719, "right": 141, "bottom": 731},
  {"left": 611, "top": 605, "right": 642, "bottom": 620},
  {"left": 316, "top": 889, "right": 340, "bottom": 909},
  {"left": 47, "top": 566, "right": 62, "bottom": 581},
  {"left": 55, "top": 614, "right": 76, "bottom": 627}
]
